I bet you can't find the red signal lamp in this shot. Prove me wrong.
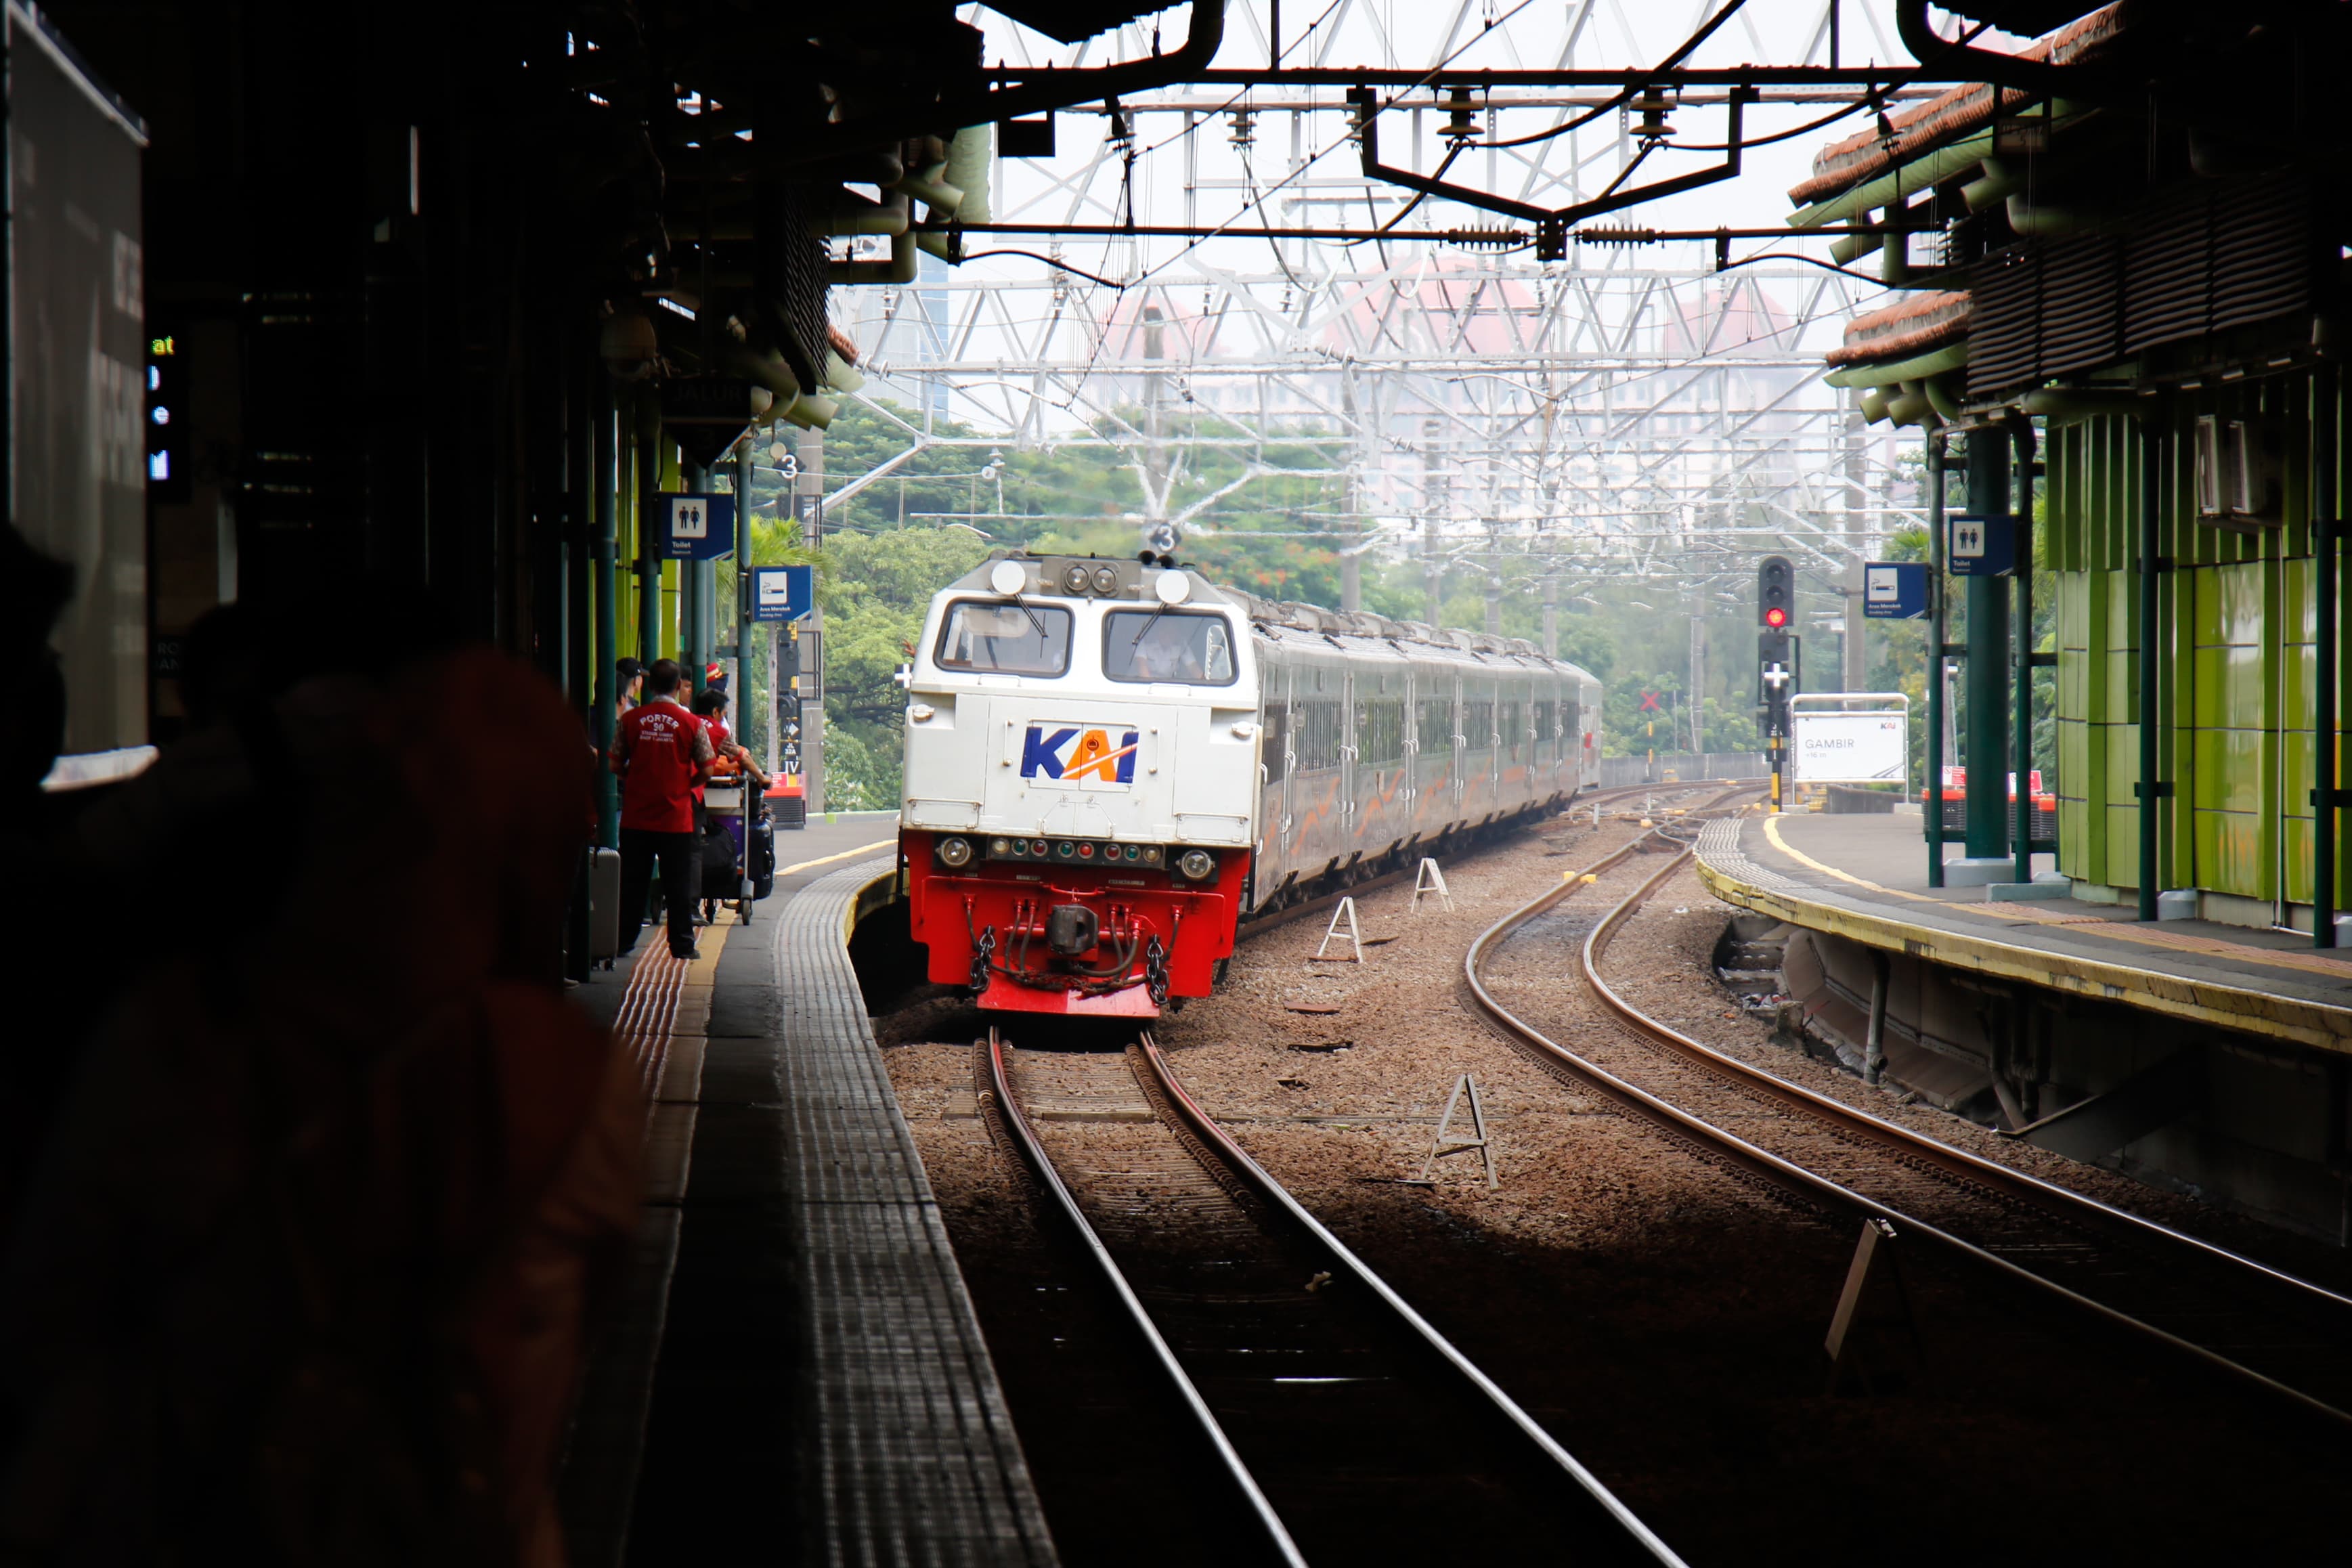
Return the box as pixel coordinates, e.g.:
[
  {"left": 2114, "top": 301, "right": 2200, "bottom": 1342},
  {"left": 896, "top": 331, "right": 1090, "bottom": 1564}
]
[{"left": 1764, "top": 606, "right": 1788, "bottom": 629}]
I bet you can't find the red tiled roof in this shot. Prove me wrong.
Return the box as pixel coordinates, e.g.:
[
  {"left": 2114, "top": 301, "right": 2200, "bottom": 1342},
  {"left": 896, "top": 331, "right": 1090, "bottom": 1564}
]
[
  {"left": 1827, "top": 291, "right": 1972, "bottom": 366},
  {"left": 1788, "top": 3, "right": 2130, "bottom": 209}
]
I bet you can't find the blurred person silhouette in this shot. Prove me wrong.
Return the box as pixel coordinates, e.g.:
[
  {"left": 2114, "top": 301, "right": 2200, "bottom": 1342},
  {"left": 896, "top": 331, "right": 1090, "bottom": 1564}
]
[
  {"left": 609, "top": 657, "right": 711, "bottom": 961},
  {"left": 0, "top": 527, "right": 77, "bottom": 1236},
  {"left": 1, "top": 582, "right": 643, "bottom": 1567}
]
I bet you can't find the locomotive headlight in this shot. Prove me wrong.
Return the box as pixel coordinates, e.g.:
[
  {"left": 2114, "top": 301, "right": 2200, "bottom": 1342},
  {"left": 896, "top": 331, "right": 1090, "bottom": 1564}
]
[
  {"left": 938, "top": 835, "right": 975, "bottom": 869},
  {"left": 1175, "top": 848, "right": 1216, "bottom": 881},
  {"left": 1062, "top": 563, "right": 1091, "bottom": 593},
  {"left": 1091, "top": 564, "right": 1118, "bottom": 594}
]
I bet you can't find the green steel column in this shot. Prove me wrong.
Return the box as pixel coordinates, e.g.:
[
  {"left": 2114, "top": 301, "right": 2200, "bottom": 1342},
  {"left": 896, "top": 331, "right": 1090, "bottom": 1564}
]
[
  {"left": 638, "top": 399, "right": 661, "bottom": 668},
  {"left": 593, "top": 377, "right": 620, "bottom": 849},
  {"left": 2137, "top": 411, "right": 2162, "bottom": 920},
  {"left": 682, "top": 458, "right": 707, "bottom": 696},
  {"left": 2317, "top": 366, "right": 2340, "bottom": 946},
  {"left": 2013, "top": 417, "right": 2039, "bottom": 887},
  {"left": 1926, "top": 433, "right": 1947, "bottom": 886},
  {"left": 1966, "top": 431, "right": 2012, "bottom": 858},
  {"left": 734, "top": 436, "right": 754, "bottom": 726}
]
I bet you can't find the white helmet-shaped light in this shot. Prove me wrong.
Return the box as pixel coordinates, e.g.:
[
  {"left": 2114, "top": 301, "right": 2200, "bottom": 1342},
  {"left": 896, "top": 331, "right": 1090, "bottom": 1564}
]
[
  {"left": 1152, "top": 569, "right": 1191, "bottom": 605},
  {"left": 988, "top": 559, "right": 1028, "bottom": 595}
]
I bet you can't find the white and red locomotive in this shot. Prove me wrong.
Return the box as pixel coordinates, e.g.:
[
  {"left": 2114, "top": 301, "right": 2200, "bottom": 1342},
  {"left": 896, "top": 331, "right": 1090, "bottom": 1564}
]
[{"left": 898, "top": 553, "right": 1603, "bottom": 1018}]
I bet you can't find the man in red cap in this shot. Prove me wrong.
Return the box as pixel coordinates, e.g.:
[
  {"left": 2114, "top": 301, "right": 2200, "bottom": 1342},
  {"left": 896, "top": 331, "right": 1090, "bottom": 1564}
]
[{"left": 609, "top": 657, "right": 714, "bottom": 960}]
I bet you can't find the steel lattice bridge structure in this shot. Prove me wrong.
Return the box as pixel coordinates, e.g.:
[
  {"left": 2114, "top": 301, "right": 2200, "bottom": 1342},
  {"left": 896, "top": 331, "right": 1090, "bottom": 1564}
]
[{"left": 810, "top": 0, "right": 1975, "bottom": 617}]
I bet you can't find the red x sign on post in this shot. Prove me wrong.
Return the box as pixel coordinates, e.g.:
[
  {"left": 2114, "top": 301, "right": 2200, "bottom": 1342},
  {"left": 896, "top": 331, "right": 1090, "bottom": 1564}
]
[{"left": 1638, "top": 691, "right": 1661, "bottom": 713}]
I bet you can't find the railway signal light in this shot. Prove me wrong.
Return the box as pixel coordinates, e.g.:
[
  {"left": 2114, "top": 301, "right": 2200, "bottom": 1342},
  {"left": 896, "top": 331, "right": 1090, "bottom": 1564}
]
[{"left": 1758, "top": 554, "right": 1793, "bottom": 630}]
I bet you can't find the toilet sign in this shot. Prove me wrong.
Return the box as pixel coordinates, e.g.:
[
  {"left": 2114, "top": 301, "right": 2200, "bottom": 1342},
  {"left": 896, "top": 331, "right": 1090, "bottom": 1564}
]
[
  {"left": 1863, "top": 561, "right": 1928, "bottom": 619},
  {"left": 1946, "top": 512, "right": 2014, "bottom": 577},
  {"left": 659, "top": 492, "right": 736, "bottom": 561}
]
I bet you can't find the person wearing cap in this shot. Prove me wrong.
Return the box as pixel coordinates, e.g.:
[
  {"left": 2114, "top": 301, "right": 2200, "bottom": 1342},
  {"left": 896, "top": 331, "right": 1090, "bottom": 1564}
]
[
  {"left": 609, "top": 657, "right": 713, "bottom": 960},
  {"left": 692, "top": 687, "right": 772, "bottom": 791},
  {"left": 614, "top": 657, "right": 645, "bottom": 726}
]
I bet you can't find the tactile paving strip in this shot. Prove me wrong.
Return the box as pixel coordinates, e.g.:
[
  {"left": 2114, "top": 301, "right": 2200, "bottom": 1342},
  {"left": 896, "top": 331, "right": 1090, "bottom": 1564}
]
[
  {"left": 777, "top": 861, "right": 1060, "bottom": 1567},
  {"left": 1695, "top": 815, "right": 1806, "bottom": 894}
]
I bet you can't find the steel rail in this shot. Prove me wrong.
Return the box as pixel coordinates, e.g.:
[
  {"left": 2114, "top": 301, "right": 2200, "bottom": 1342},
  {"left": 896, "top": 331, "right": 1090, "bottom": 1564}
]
[
  {"left": 1131, "top": 1033, "right": 1691, "bottom": 1567},
  {"left": 1592, "top": 849, "right": 2352, "bottom": 1321},
  {"left": 1463, "top": 841, "right": 2352, "bottom": 1433},
  {"left": 980, "top": 1028, "right": 1309, "bottom": 1568}
]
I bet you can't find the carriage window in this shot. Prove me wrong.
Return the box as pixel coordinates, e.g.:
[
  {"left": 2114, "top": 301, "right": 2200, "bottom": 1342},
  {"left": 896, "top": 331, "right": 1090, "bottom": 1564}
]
[
  {"left": 1296, "top": 699, "right": 1343, "bottom": 770},
  {"left": 1261, "top": 704, "right": 1288, "bottom": 785},
  {"left": 1533, "top": 700, "right": 1555, "bottom": 749},
  {"left": 1500, "top": 700, "right": 1523, "bottom": 762},
  {"left": 1416, "top": 696, "right": 1453, "bottom": 754},
  {"left": 1104, "top": 609, "right": 1238, "bottom": 686},
  {"left": 934, "top": 600, "right": 1072, "bottom": 675},
  {"left": 1464, "top": 697, "right": 1495, "bottom": 750},
  {"left": 1357, "top": 699, "right": 1406, "bottom": 766}
]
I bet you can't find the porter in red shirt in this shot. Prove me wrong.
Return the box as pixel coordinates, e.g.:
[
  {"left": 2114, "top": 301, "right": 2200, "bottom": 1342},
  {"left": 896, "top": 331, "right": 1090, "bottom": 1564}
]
[{"left": 610, "top": 699, "right": 713, "bottom": 833}]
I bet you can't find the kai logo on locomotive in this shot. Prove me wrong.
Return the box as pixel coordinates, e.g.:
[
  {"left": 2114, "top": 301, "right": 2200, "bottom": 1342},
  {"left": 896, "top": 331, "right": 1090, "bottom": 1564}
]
[{"left": 1019, "top": 723, "right": 1140, "bottom": 788}]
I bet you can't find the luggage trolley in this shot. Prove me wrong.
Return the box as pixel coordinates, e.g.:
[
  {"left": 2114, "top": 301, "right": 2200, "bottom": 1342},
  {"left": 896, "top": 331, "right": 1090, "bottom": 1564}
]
[{"left": 699, "top": 770, "right": 777, "bottom": 925}]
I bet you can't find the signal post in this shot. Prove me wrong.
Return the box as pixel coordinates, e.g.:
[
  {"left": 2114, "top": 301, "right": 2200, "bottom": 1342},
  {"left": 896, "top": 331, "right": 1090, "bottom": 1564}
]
[{"left": 1757, "top": 555, "right": 1795, "bottom": 812}]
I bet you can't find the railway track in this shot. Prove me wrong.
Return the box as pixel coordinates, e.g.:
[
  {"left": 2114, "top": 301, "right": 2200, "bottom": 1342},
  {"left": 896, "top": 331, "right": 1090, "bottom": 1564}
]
[
  {"left": 978, "top": 1027, "right": 1686, "bottom": 1567},
  {"left": 1237, "top": 777, "right": 1735, "bottom": 938},
  {"left": 1466, "top": 823, "right": 2352, "bottom": 1432}
]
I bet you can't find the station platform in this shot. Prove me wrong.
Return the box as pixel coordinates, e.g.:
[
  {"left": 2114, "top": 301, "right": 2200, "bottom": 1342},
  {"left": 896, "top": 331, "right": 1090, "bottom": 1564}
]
[
  {"left": 559, "top": 815, "right": 1057, "bottom": 1566},
  {"left": 1697, "top": 810, "right": 2352, "bottom": 1056}
]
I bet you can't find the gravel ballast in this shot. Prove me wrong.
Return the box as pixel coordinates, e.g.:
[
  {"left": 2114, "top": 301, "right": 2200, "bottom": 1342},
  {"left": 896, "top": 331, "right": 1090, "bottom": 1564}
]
[{"left": 882, "top": 803, "right": 2352, "bottom": 1564}]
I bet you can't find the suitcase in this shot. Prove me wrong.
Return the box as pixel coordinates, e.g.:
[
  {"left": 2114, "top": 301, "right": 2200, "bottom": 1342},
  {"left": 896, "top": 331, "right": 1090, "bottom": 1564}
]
[
  {"left": 749, "top": 816, "right": 776, "bottom": 900},
  {"left": 586, "top": 846, "right": 622, "bottom": 965},
  {"left": 700, "top": 816, "right": 741, "bottom": 898}
]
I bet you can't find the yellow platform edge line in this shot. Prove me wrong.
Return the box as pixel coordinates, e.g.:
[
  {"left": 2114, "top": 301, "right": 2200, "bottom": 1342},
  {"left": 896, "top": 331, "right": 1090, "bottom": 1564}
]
[{"left": 1694, "top": 856, "right": 2352, "bottom": 1055}]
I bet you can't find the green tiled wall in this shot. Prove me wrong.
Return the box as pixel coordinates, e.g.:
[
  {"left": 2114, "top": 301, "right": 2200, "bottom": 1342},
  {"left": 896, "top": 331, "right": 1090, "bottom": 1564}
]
[{"left": 2043, "top": 374, "right": 2345, "bottom": 911}]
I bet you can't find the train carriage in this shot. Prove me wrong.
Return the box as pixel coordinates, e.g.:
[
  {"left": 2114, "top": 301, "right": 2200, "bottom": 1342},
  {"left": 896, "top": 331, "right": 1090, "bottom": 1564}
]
[{"left": 899, "top": 553, "right": 1602, "bottom": 1018}]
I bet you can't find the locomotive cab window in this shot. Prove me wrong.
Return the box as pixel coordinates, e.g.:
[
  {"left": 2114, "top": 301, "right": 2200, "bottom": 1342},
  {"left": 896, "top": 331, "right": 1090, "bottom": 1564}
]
[
  {"left": 935, "top": 600, "right": 1073, "bottom": 675},
  {"left": 1104, "top": 609, "right": 1238, "bottom": 685}
]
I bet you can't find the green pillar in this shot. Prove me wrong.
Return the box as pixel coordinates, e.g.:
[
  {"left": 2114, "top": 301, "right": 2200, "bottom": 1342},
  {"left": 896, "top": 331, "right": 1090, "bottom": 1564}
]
[
  {"left": 1925, "top": 433, "right": 1947, "bottom": 886},
  {"left": 638, "top": 399, "right": 661, "bottom": 669},
  {"left": 2137, "top": 410, "right": 2162, "bottom": 919},
  {"left": 593, "top": 376, "right": 620, "bottom": 849},
  {"left": 2013, "top": 418, "right": 2039, "bottom": 886},
  {"left": 2317, "top": 366, "right": 2341, "bottom": 946},
  {"left": 682, "top": 458, "right": 707, "bottom": 696},
  {"left": 1965, "top": 431, "right": 2011, "bottom": 858}
]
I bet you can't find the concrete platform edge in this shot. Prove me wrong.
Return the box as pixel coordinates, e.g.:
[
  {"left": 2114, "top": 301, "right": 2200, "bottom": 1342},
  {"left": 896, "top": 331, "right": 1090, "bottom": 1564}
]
[{"left": 1693, "top": 855, "right": 2352, "bottom": 1055}]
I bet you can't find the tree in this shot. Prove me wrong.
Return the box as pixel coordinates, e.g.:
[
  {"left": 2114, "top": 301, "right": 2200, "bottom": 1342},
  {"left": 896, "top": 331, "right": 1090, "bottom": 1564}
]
[{"left": 814, "top": 526, "right": 995, "bottom": 807}]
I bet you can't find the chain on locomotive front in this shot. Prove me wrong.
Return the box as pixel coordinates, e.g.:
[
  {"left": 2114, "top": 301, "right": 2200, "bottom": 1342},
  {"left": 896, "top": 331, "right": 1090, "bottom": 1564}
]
[{"left": 899, "top": 554, "right": 1261, "bottom": 1017}]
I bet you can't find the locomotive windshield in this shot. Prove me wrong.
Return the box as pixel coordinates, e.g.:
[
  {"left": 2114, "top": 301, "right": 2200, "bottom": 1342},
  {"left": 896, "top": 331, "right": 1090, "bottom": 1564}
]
[
  {"left": 1104, "top": 609, "right": 1237, "bottom": 686},
  {"left": 935, "top": 599, "right": 1072, "bottom": 674}
]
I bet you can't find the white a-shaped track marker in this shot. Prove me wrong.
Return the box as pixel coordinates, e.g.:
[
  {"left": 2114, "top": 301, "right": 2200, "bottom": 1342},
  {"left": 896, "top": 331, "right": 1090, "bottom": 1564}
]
[{"left": 1313, "top": 896, "right": 1364, "bottom": 963}]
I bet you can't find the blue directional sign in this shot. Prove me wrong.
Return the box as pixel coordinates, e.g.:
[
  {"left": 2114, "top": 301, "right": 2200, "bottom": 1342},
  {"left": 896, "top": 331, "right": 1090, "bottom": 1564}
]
[
  {"left": 1863, "top": 561, "right": 1928, "bottom": 619},
  {"left": 748, "top": 565, "right": 813, "bottom": 622},
  {"left": 1947, "top": 511, "right": 2016, "bottom": 577},
  {"left": 657, "top": 492, "right": 736, "bottom": 561}
]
